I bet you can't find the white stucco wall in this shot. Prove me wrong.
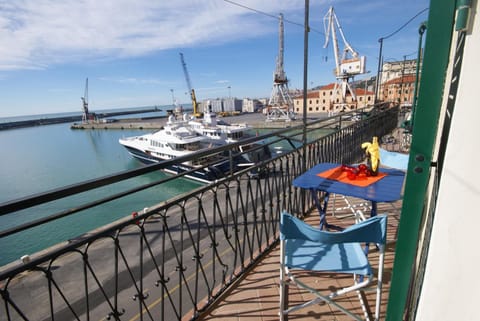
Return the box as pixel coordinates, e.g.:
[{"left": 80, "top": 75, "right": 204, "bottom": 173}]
[{"left": 415, "top": 5, "right": 480, "bottom": 321}]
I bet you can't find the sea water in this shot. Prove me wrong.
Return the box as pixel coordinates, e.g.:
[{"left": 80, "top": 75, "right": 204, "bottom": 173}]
[
  {"left": 0, "top": 109, "right": 332, "bottom": 267},
  {"left": 0, "top": 109, "right": 202, "bottom": 266}
]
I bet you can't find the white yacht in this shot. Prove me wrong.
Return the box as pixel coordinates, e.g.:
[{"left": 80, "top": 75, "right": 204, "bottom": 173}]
[
  {"left": 119, "top": 114, "right": 232, "bottom": 183},
  {"left": 188, "top": 109, "right": 251, "bottom": 146}
]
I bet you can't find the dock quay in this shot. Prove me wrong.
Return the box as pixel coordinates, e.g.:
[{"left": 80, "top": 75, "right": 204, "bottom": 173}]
[{"left": 70, "top": 112, "right": 331, "bottom": 130}]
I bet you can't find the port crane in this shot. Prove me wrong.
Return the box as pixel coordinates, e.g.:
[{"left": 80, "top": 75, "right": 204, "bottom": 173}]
[
  {"left": 81, "top": 78, "right": 96, "bottom": 123},
  {"left": 323, "top": 6, "right": 366, "bottom": 111},
  {"left": 266, "top": 13, "right": 295, "bottom": 122},
  {"left": 81, "top": 78, "right": 89, "bottom": 123},
  {"left": 179, "top": 53, "right": 201, "bottom": 117}
]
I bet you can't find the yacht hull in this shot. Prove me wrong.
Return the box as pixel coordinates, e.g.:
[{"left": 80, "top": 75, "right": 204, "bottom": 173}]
[{"left": 122, "top": 146, "right": 231, "bottom": 184}]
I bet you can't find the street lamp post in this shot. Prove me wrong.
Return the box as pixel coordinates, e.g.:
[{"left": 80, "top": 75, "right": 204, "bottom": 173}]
[
  {"left": 364, "top": 78, "right": 368, "bottom": 108},
  {"left": 374, "top": 38, "right": 384, "bottom": 105},
  {"left": 170, "top": 89, "right": 175, "bottom": 104},
  {"left": 411, "top": 21, "right": 427, "bottom": 130}
]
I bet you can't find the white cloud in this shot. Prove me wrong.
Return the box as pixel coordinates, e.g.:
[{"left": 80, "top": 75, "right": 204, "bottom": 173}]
[
  {"left": 98, "top": 76, "right": 166, "bottom": 86},
  {"left": 0, "top": 0, "right": 304, "bottom": 71}
]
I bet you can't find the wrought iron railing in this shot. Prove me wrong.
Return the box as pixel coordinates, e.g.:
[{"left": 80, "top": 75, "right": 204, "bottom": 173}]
[{"left": 0, "top": 105, "right": 398, "bottom": 321}]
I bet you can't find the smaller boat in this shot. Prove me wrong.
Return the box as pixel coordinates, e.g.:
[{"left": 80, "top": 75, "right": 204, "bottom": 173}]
[
  {"left": 187, "top": 107, "right": 272, "bottom": 177},
  {"left": 119, "top": 114, "right": 232, "bottom": 183},
  {"left": 188, "top": 108, "right": 251, "bottom": 146}
]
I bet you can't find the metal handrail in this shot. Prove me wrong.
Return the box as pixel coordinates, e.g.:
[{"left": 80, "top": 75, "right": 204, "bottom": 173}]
[{"left": 0, "top": 105, "right": 398, "bottom": 321}]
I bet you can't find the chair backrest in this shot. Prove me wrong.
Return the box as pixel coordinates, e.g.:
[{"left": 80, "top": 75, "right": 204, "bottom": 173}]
[
  {"left": 280, "top": 211, "right": 388, "bottom": 321},
  {"left": 379, "top": 148, "right": 409, "bottom": 171},
  {"left": 280, "top": 212, "right": 387, "bottom": 245}
]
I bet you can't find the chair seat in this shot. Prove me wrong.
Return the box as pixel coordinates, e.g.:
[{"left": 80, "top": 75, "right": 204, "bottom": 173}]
[
  {"left": 379, "top": 148, "right": 409, "bottom": 170},
  {"left": 285, "top": 239, "right": 371, "bottom": 276}
]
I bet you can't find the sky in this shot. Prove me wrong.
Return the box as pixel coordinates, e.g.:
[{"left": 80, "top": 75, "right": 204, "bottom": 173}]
[{"left": 0, "top": 0, "right": 430, "bottom": 118}]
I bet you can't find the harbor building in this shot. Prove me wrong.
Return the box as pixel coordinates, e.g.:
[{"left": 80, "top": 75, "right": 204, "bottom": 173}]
[
  {"left": 242, "top": 98, "right": 265, "bottom": 113},
  {"left": 381, "top": 58, "right": 419, "bottom": 84},
  {"left": 290, "top": 58, "right": 420, "bottom": 116},
  {"left": 380, "top": 74, "right": 418, "bottom": 107},
  {"left": 378, "top": 58, "right": 421, "bottom": 108},
  {"left": 292, "top": 83, "right": 375, "bottom": 115},
  {"left": 200, "top": 97, "right": 243, "bottom": 114}
]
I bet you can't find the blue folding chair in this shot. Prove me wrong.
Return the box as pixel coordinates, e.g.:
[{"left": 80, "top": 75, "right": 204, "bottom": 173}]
[
  {"left": 379, "top": 148, "right": 409, "bottom": 171},
  {"left": 279, "top": 211, "right": 387, "bottom": 321}
]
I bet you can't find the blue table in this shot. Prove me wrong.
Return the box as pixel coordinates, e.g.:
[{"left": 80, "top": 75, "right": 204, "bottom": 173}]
[{"left": 293, "top": 163, "right": 405, "bottom": 230}]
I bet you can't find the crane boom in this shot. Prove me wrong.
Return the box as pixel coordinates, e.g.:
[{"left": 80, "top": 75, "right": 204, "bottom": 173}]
[
  {"left": 323, "top": 6, "right": 366, "bottom": 104},
  {"left": 323, "top": 7, "right": 358, "bottom": 60},
  {"left": 323, "top": 6, "right": 365, "bottom": 78},
  {"left": 179, "top": 53, "right": 199, "bottom": 116},
  {"left": 274, "top": 13, "right": 286, "bottom": 83}
]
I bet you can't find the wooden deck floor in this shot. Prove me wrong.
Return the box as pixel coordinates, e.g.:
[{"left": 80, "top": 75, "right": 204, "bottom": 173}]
[{"left": 197, "top": 197, "right": 402, "bottom": 321}]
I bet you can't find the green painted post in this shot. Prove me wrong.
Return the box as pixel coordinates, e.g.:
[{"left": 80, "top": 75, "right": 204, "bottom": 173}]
[{"left": 385, "top": 1, "right": 456, "bottom": 320}]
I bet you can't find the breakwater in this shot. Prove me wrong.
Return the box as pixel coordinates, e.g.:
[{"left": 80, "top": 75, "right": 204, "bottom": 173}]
[{"left": 0, "top": 107, "right": 161, "bottom": 131}]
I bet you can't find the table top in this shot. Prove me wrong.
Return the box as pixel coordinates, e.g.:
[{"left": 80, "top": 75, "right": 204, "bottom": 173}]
[{"left": 293, "top": 163, "right": 405, "bottom": 203}]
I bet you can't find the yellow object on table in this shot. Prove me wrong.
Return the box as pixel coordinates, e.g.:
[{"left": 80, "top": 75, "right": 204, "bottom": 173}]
[{"left": 361, "top": 136, "right": 380, "bottom": 175}]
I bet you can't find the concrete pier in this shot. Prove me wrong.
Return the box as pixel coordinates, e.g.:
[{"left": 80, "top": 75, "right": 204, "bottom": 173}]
[{"left": 70, "top": 112, "right": 329, "bottom": 130}]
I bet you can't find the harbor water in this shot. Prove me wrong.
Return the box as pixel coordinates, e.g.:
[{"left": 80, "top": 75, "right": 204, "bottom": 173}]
[
  {"left": 0, "top": 108, "right": 203, "bottom": 267},
  {"left": 0, "top": 108, "right": 330, "bottom": 267}
]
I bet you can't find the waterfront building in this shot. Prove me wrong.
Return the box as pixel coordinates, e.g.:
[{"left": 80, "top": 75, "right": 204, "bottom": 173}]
[
  {"left": 291, "top": 59, "right": 420, "bottom": 115},
  {"left": 201, "top": 97, "right": 243, "bottom": 113},
  {"left": 292, "top": 84, "right": 375, "bottom": 114},
  {"left": 380, "top": 74, "right": 417, "bottom": 107},
  {"left": 377, "top": 58, "right": 421, "bottom": 107},
  {"left": 292, "top": 90, "right": 323, "bottom": 114},
  {"left": 381, "top": 58, "right": 419, "bottom": 84},
  {"left": 242, "top": 98, "right": 264, "bottom": 113}
]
